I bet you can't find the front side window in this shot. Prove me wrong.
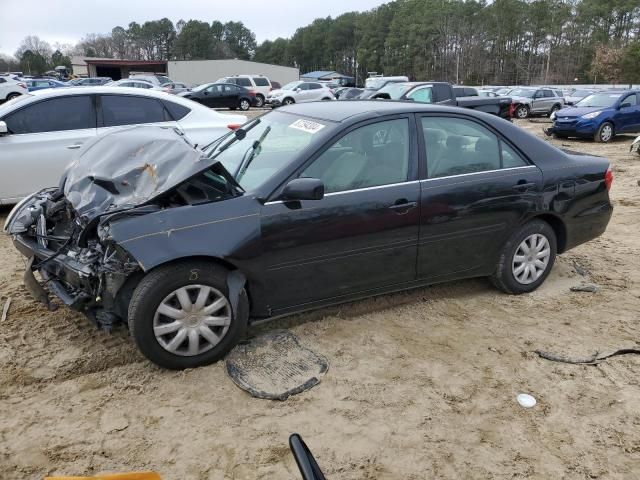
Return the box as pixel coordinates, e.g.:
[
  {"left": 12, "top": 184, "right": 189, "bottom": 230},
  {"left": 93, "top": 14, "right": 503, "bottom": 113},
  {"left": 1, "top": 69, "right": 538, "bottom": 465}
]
[
  {"left": 621, "top": 94, "right": 638, "bottom": 107},
  {"left": 4, "top": 96, "right": 94, "bottom": 134},
  {"left": 407, "top": 87, "right": 433, "bottom": 104},
  {"left": 421, "top": 117, "right": 526, "bottom": 178},
  {"left": 301, "top": 118, "right": 410, "bottom": 193},
  {"left": 100, "top": 95, "right": 168, "bottom": 127}
]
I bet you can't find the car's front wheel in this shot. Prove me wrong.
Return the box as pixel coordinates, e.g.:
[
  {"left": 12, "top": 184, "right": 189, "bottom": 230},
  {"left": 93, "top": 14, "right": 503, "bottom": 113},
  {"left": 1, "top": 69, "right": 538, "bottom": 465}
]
[
  {"left": 595, "top": 121, "right": 614, "bottom": 143},
  {"left": 515, "top": 105, "right": 530, "bottom": 119},
  {"left": 239, "top": 99, "right": 251, "bottom": 111},
  {"left": 282, "top": 97, "right": 295, "bottom": 106},
  {"left": 5, "top": 92, "right": 21, "bottom": 101},
  {"left": 490, "top": 220, "right": 557, "bottom": 294},
  {"left": 128, "top": 261, "right": 249, "bottom": 369}
]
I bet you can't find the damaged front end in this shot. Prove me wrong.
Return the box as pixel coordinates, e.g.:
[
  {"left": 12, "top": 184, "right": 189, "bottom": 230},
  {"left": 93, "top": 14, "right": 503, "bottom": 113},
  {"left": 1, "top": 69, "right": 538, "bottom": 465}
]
[{"left": 5, "top": 188, "right": 141, "bottom": 329}]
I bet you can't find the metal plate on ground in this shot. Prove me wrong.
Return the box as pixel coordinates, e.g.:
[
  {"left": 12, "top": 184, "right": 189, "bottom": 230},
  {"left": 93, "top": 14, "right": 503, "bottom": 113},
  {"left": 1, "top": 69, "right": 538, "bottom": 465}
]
[{"left": 225, "top": 331, "right": 329, "bottom": 401}]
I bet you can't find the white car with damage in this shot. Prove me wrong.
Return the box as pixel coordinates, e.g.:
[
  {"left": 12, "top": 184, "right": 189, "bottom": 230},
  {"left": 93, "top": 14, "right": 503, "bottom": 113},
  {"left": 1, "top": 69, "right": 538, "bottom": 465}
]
[{"left": 0, "top": 87, "right": 246, "bottom": 204}]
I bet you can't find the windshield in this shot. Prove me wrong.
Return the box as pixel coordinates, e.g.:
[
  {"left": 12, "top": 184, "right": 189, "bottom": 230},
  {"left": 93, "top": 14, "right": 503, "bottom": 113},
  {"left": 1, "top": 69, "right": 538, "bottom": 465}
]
[
  {"left": 156, "top": 75, "right": 171, "bottom": 85},
  {"left": 205, "top": 112, "right": 333, "bottom": 191},
  {"left": 192, "top": 83, "right": 213, "bottom": 92},
  {"left": 282, "top": 81, "right": 302, "bottom": 90},
  {"left": 365, "top": 78, "right": 387, "bottom": 90},
  {"left": 576, "top": 93, "right": 621, "bottom": 108},
  {"left": 571, "top": 89, "right": 594, "bottom": 97},
  {"left": 509, "top": 89, "right": 535, "bottom": 98},
  {"left": 376, "top": 83, "right": 413, "bottom": 100}
]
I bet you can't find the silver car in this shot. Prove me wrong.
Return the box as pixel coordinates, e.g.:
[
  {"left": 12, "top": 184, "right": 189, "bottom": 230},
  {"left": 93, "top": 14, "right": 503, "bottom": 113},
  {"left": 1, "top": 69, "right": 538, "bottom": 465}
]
[
  {"left": 510, "top": 87, "right": 565, "bottom": 119},
  {"left": 0, "top": 87, "right": 246, "bottom": 204}
]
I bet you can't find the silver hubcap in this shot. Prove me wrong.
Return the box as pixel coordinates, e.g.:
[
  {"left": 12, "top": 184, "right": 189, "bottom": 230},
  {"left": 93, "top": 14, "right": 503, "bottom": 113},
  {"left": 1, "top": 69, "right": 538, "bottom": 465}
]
[
  {"left": 512, "top": 234, "right": 551, "bottom": 285},
  {"left": 241, "top": 100, "right": 249, "bottom": 110},
  {"left": 601, "top": 125, "right": 613, "bottom": 142},
  {"left": 517, "top": 107, "right": 528, "bottom": 118},
  {"left": 153, "top": 285, "right": 231, "bottom": 357}
]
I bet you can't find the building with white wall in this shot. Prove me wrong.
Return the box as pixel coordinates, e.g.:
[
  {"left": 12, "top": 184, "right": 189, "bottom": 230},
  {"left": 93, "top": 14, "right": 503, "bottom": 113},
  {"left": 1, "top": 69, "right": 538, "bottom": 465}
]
[{"left": 168, "top": 59, "right": 299, "bottom": 86}]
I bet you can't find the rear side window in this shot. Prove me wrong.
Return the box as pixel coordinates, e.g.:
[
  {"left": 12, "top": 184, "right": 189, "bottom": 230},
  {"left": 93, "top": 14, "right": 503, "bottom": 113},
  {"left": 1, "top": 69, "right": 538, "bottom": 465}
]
[
  {"left": 236, "top": 77, "right": 251, "bottom": 87},
  {"left": 433, "top": 84, "right": 451, "bottom": 102},
  {"left": 253, "top": 77, "right": 270, "bottom": 86},
  {"left": 162, "top": 100, "right": 190, "bottom": 120},
  {"left": 421, "top": 117, "right": 526, "bottom": 178},
  {"left": 100, "top": 95, "right": 169, "bottom": 127},
  {"left": 543, "top": 90, "right": 554, "bottom": 98},
  {"left": 4, "top": 96, "right": 95, "bottom": 134},
  {"left": 309, "top": 83, "right": 322, "bottom": 90}
]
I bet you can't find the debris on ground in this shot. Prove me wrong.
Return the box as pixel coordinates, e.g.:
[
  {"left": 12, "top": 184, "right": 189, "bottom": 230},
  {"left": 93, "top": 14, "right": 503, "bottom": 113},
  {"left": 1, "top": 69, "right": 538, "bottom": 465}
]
[
  {"left": 516, "top": 393, "right": 537, "bottom": 408},
  {"left": 572, "top": 261, "right": 590, "bottom": 277},
  {"left": 225, "top": 330, "right": 329, "bottom": 401},
  {"left": 570, "top": 284, "right": 599, "bottom": 293},
  {"left": 535, "top": 348, "right": 640, "bottom": 365},
  {"left": 1, "top": 297, "right": 10, "bottom": 322}
]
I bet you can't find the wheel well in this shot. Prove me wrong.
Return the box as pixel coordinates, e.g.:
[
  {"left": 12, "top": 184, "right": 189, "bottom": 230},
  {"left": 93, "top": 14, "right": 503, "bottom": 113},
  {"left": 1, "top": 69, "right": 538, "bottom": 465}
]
[
  {"left": 283, "top": 97, "right": 295, "bottom": 103},
  {"left": 533, "top": 214, "right": 567, "bottom": 253},
  {"left": 255, "top": 93, "right": 264, "bottom": 99},
  {"left": 117, "top": 256, "right": 253, "bottom": 318}
]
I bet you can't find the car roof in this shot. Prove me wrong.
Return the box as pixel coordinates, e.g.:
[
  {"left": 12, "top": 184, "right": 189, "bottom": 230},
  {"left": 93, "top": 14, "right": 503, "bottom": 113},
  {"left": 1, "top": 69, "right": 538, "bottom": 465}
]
[{"left": 279, "top": 99, "right": 485, "bottom": 123}]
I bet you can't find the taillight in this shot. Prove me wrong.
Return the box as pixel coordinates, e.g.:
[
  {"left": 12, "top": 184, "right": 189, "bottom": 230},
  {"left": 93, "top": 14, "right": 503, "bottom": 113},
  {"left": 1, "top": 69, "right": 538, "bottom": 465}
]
[
  {"left": 248, "top": 90, "right": 256, "bottom": 96},
  {"left": 605, "top": 167, "right": 613, "bottom": 191},
  {"left": 227, "top": 124, "right": 241, "bottom": 131}
]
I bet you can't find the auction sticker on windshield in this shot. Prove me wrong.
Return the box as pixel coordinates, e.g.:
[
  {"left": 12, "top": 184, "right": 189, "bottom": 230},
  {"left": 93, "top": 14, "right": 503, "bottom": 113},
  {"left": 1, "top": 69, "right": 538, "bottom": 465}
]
[{"left": 289, "top": 119, "right": 326, "bottom": 134}]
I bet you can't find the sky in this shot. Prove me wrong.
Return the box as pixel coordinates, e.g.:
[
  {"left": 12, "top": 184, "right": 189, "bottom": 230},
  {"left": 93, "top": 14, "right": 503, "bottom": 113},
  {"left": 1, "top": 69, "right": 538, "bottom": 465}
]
[{"left": 0, "top": 0, "right": 389, "bottom": 57}]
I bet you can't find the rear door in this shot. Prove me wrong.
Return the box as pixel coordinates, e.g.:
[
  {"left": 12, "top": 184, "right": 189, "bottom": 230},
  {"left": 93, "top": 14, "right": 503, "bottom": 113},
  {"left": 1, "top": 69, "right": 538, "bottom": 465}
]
[
  {"left": 260, "top": 116, "right": 420, "bottom": 311},
  {"left": 97, "top": 94, "right": 178, "bottom": 136},
  {"left": 530, "top": 90, "right": 547, "bottom": 113},
  {"left": 417, "top": 114, "right": 542, "bottom": 280},
  {"left": 0, "top": 94, "right": 97, "bottom": 201}
]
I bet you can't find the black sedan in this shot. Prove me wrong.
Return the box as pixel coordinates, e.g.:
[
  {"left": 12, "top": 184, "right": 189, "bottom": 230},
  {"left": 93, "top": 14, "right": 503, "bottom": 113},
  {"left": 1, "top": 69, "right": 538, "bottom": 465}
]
[
  {"left": 179, "top": 82, "right": 256, "bottom": 110},
  {"left": 4, "top": 101, "right": 613, "bottom": 369}
]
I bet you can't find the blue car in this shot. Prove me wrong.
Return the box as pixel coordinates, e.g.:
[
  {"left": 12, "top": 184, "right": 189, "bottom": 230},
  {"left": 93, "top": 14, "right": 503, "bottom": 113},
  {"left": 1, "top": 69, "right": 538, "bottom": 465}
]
[
  {"left": 548, "top": 89, "right": 640, "bottom": 142},
  {"left": 25, "top": 79, "right": 68, "bottom": 92}
]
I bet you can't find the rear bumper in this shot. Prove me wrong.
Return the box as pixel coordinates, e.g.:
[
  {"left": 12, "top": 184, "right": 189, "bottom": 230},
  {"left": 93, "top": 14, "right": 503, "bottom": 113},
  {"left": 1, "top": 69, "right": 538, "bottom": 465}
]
[{"left": 565, "top": 201, "right": 613, "bottom": 251}]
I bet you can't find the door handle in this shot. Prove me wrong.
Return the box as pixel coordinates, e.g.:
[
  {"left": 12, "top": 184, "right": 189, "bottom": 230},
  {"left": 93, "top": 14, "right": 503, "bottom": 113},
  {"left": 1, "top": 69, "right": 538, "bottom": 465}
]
[
  {"left": 66, "top": 144, "right": 82, "bottom": 150},
  {"left": 388, "top": 199, "right": 417, "bottom": 214},
  {"left": 512, "top": 182, "right": 536, "bottom": 192}
]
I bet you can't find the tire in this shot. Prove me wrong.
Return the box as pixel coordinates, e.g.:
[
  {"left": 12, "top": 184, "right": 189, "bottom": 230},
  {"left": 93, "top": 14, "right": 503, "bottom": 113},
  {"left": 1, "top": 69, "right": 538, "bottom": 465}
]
[
  {"left": 128, "top": 261, "right": 249, "bottom": 370},
  {"left": 255, "top": 94, "right": 265, "bottom": 108},
  {"left": 239, "top": 99, "right": 251, "bottom": 111},
  {"left": 5, "top": 93, "right": 20, "bottom": 101},
  {"left": 515, "top": 104, "right": 529, "bottom": 119},
  {"left": 490, "top": 220, "right": 557, "bottom": 295},
  {"left": 321, "top": 97, "right": 332, "bottom": 101},
  {"left": 550, "top": 104, "right": 561, "bottom": 116},
  {"left": 282, "top": 97, "right": 295, "bottom": 106},
  {"left": 594, "top": 121, "right": 614, "bottom": 143}
]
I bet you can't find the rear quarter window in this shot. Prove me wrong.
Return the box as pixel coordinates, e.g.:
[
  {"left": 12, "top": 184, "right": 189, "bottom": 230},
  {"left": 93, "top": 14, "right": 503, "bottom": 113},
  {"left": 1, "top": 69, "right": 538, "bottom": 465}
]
[
  {"left": 163, "top": 100, "right": 191, "bottom": 120},
  {"left": 253, "top": 77, "right": 270, "bottom": 86}
]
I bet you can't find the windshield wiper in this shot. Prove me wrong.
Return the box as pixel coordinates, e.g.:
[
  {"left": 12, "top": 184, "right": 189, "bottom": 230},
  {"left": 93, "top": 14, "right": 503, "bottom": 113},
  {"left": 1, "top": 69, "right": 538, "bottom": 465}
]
[
  {"left": 234, "top": 126, "right": 272, "bottom": 181},
  {"left": 202, "top": 118, "right": 262, "bottom": 155}
]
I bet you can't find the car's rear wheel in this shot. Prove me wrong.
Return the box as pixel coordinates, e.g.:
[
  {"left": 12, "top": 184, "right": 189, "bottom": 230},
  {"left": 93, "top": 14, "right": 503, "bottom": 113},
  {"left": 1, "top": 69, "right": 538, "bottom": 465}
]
[
  {"left": 490, "top": 220, "right": 557, "bottom": 294},
  {"left": 5, "top": 93, "right": 20, "bottom": 101},
  {"left": 239, "top": 99, "right": 251, "bottom": 111},
  {"left": 595, "top": 121, "right": 614, "bottom": 143},
  {"left": 515, "top": 105, "right": 530, "bottom": 119},
  {"left": 283, "top": 97, "right": 295, "bottom": 105},
  {"left": 255, "top": 94, "right": 265, "bottom": 107},
  {"left": 128, "top": 261, "right": 249, "bottom": 369}
]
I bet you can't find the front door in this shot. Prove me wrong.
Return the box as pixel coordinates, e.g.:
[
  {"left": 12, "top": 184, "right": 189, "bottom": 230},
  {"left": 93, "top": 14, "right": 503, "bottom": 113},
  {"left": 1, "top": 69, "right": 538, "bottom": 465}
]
[
  {"left": 260, "top": 116, "right": 420, "bottom": 312},
  {"left": 417, "top": 115, "right": 543, "bottom": 280},
  {"left": 617, "top": 93, "right": 640, "bottom": 133},
  {"left": 0, "top": 94, "right": 96, "bottom": 202}
]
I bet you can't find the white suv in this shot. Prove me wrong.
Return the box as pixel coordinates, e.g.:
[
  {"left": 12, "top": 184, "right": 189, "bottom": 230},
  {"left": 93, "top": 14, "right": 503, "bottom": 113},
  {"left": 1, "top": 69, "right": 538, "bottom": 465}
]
[
  {"left": 218, "top": 75, "right": 272, "bottom": 107},
  {"left": 266, "top": 81, "right": 335, "bottom": 107},
  {"left": 0, "top": 77, "right": 28, "bottom": 102}
]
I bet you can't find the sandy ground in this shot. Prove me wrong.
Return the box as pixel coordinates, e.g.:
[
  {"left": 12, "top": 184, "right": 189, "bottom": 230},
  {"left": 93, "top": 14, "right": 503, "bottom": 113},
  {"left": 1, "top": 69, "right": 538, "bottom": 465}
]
[{"left": 1, "top": 116, "right": 639, "bottom": 479}]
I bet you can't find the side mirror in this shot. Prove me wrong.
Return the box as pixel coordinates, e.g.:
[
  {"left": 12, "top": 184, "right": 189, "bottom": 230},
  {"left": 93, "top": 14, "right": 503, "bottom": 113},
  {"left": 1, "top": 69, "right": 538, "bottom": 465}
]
[
  {"left": 289, "top": 434, "right": 326, "bottom": 480},
  {"left": 296, "top": 88, "right": 302, "bottom": 93},
  {"left": 282, "top": 178, "right": 324, "bottom": 201},
  {"left": 0, "top": 121, "right": 8, "bottom": 135}
]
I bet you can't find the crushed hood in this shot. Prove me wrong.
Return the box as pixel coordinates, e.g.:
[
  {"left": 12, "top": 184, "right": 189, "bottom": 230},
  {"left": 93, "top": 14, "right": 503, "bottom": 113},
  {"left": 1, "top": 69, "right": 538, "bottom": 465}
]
[{"left": 62, "top": 126, "right": 223, "bottom": 220}]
